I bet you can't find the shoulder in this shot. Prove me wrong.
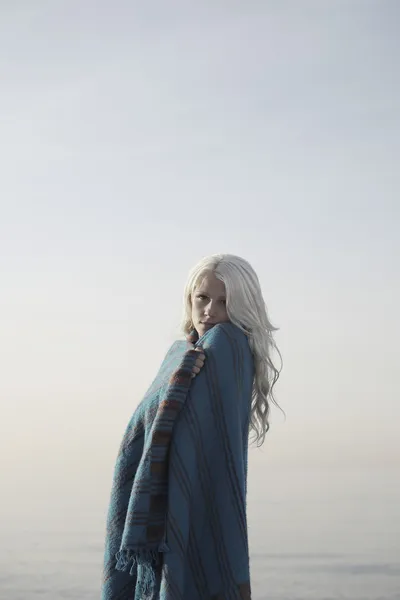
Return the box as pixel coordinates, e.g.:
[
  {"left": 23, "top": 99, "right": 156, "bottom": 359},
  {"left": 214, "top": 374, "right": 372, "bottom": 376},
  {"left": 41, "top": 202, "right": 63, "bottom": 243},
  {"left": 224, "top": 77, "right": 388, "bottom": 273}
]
[
  {"left": 196, "top": 323, "right": 253, "bottom": 367},
  {"left": 195, "top": 323, "right": 254, "bottom": 406},
  {"left": 197, "top": 322, "right": 249, "bottom": 348}
]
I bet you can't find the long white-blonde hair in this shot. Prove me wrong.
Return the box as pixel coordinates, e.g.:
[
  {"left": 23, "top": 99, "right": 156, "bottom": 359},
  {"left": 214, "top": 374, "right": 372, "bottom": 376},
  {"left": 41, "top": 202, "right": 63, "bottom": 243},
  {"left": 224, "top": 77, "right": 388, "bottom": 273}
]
[{"left": 181, "top": 253, "right": 282, "bottom": 446}]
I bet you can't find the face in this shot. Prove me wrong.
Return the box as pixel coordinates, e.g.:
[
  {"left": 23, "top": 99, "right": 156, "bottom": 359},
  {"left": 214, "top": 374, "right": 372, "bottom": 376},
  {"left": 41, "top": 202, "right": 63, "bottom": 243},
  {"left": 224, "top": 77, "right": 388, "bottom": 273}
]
[{"left": 191, "top": 272, "right": 230, "bottom": 337}]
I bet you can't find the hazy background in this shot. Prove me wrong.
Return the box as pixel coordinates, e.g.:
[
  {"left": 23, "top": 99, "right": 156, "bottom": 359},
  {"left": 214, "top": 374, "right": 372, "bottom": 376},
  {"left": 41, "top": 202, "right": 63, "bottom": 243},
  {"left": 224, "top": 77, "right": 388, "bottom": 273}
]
[{"left": 1, "top": 1, "right": 399, "bottom": 599}]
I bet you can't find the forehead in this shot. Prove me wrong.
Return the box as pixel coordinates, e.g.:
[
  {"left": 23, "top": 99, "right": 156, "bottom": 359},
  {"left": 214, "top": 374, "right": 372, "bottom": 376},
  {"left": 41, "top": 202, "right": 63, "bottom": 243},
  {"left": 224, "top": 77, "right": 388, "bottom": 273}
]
[{"left": 195, "top": 272, "right": 226, "bottom": 296}]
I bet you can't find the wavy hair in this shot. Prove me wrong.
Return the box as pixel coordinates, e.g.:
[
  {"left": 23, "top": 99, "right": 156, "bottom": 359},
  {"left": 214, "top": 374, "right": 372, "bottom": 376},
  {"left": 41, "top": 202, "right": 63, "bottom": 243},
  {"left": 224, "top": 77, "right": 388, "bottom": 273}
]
[{"left": 181, "top": 253, "right": 282, "bottom": 446}]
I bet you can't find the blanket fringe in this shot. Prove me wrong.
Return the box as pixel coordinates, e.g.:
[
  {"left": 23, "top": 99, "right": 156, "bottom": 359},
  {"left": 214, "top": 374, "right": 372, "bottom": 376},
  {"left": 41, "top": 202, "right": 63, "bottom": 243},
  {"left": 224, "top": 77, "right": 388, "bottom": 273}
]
[{"left": 115, "top": 545, "right": 170, "bottom": 596}]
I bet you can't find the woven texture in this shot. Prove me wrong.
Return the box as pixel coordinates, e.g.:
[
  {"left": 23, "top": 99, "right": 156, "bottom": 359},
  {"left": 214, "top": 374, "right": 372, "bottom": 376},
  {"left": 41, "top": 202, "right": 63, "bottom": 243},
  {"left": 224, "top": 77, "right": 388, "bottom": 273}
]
[{"left": 102, "top": 322, "right": 254, "bottom": 600}]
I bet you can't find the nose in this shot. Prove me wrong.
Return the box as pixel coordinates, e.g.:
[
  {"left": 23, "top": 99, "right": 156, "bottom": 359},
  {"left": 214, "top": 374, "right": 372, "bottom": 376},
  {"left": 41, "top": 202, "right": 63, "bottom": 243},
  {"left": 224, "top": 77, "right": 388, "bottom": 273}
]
[{"left": 205, "top": 300, "right": 217, "bottom": 317}]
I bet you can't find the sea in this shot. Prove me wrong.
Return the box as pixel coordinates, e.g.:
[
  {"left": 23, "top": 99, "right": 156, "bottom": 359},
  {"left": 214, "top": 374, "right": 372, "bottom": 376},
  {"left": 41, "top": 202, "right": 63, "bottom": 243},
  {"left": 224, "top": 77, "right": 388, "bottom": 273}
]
[{"left": 1, "top": 466, "right": 399, "bottom": 600}]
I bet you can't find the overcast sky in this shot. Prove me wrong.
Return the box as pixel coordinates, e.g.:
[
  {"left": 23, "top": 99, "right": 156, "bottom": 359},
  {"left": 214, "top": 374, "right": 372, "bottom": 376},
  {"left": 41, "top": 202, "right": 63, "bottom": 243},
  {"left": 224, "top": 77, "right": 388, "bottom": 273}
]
[{"left": 1, "top": 1, "right": 399, "bottom": 515}]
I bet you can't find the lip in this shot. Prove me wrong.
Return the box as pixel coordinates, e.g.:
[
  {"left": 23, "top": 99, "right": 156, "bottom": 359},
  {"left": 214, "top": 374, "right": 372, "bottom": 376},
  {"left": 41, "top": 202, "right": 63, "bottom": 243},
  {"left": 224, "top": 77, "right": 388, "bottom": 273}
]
[{"left": 201, "top": 322, "right": 215, "bottom": 327}]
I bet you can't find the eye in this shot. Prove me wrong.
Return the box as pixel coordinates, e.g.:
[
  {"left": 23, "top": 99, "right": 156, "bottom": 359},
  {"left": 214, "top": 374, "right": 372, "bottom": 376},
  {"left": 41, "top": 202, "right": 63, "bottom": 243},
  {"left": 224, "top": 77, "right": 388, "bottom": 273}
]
[{"left": 197, "top": 294, "right": 207, "bottom": 300}]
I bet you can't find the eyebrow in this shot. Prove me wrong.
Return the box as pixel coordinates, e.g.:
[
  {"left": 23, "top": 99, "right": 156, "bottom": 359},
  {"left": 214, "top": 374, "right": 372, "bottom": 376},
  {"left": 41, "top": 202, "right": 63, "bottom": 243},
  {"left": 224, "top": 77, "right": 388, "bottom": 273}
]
[{"left": 196, "top": 290, "right": 226, "bottom": 299}]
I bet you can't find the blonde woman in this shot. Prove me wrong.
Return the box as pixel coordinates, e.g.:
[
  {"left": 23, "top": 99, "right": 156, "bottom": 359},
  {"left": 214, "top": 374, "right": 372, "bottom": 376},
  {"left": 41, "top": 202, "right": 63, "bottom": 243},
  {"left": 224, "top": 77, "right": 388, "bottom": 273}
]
[{"left": 102, "top": 254, "right": 281, "bottom": 600}]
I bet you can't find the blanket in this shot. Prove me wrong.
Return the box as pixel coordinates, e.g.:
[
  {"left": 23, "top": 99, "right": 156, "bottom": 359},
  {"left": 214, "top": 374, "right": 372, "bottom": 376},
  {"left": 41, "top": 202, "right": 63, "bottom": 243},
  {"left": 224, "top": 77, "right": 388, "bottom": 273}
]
[{"left": 102, "top": 322, "right": 254, "bottom": 600}]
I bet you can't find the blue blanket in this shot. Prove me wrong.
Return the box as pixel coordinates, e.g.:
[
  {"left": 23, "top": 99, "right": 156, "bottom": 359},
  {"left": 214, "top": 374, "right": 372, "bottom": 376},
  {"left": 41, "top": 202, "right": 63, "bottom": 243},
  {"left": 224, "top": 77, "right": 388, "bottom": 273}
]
[{"left": 102, "top": 322, "right": 254, "bottom": 599}]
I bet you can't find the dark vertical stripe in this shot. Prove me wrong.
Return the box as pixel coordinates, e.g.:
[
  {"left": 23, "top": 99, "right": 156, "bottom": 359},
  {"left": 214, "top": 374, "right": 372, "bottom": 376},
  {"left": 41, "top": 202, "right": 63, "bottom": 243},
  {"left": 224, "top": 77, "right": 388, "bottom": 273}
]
[
  {"left": 187, "top": 526, "right": 210, "bottom": 598},
  {"left": 206, "top": 331, "right": 249, "bottom": 548},
  {"left": 183, "top": 401, "right": 236, "bottom": 592}
]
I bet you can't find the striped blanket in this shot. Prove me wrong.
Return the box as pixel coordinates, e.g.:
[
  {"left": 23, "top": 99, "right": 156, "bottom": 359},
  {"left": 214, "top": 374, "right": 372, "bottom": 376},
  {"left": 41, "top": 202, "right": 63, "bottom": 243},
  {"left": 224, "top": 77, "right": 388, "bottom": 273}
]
[{"left": 102, "top": 322, "right": 254, "bottom": 600}]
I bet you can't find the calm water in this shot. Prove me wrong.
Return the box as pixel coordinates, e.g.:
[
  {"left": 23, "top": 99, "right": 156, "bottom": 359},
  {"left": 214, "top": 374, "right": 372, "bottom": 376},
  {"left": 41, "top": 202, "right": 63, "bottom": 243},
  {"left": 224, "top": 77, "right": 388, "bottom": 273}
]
[{"left": 1, "top": 467, "right": 399, "bottom": 599}]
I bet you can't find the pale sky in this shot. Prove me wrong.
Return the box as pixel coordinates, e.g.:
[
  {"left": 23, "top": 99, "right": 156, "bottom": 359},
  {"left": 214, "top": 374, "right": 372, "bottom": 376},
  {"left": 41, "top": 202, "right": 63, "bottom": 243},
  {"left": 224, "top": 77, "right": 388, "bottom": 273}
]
[{"left": 1, "top": 1, "right": 399, "bottom": 514}]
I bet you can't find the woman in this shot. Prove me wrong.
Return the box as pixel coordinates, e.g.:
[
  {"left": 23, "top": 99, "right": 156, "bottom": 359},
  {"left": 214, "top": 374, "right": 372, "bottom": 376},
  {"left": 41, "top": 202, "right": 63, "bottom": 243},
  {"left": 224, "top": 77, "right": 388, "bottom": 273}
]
[{"left": 102, "top": 254, "right": 281, "bottom": 600}]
